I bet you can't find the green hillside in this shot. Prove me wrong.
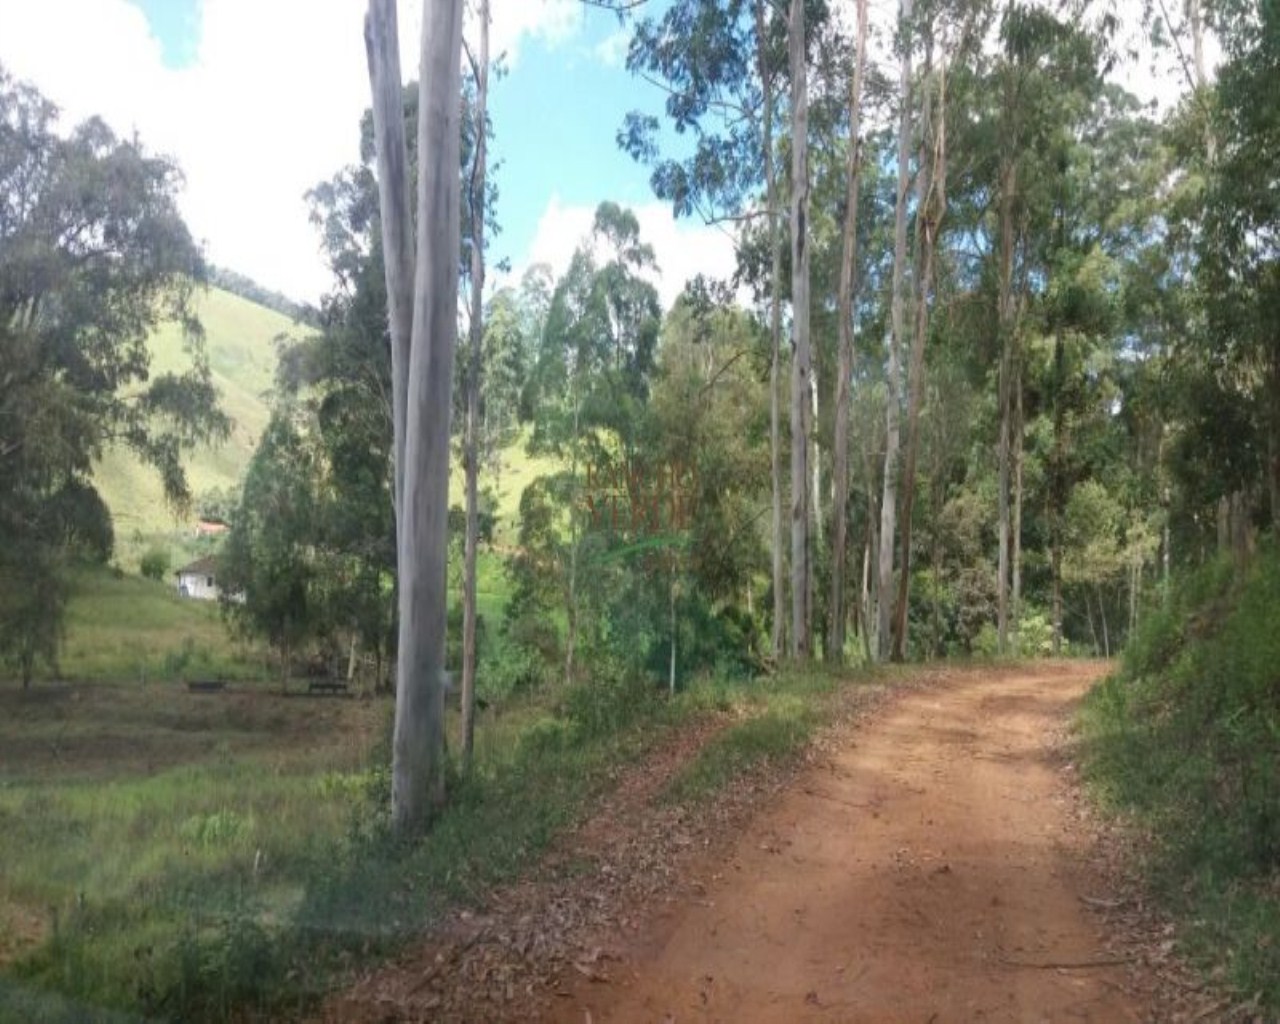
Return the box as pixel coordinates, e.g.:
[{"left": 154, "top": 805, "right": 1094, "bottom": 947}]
[
  {"left": 91, "top": 283, "right": 558, "bottom": 574},
  {"left": 94, "top": 287, "right": 306, "bottom": 564}
]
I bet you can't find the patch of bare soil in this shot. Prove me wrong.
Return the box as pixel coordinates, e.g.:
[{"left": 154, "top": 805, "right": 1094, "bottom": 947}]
[{"left": 320, "top": 664, "right": 1247, "bottom": 1023}]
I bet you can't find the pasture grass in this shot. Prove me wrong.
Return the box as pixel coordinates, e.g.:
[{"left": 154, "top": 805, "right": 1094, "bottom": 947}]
[
  {"left": 53, "top": 568, "right": 263, "bottom": 685},
  {"left": 0, "top": 661, "right": 876, "bottom": 1022}
]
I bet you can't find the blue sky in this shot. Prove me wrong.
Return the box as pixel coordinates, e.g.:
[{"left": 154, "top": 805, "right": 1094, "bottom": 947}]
[
  {"left": 0, "top": 0, "right": 736, "bottom": 307},
  {"left": 125, "top": 0, "right": 202, "bottom": 67},
  {"left": 0, "top": 0, "right": 1197, "bottom": 306}
]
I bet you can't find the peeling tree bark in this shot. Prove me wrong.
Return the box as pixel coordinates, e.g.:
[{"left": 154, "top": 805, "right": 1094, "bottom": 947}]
[
  {"left": 827, "top": 0, "right": 868, "bottom": 665},
  {"left": 1012, "top": 369, "right": 1024, "bottom": 648}
]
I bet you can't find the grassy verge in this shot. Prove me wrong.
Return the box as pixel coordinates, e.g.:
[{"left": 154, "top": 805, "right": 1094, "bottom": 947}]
[
  {"left": 0, "top": 663, "right": 875, "bottom": 1022},
  {"left": 53, "top": 567, "right": 265, "bottom": 684},
  {"left": 664, "top": 668, "right": 842, "bottom": 804},
  {"left": 1079, "top": 552, "right": 1280, "bottom": 1011}
]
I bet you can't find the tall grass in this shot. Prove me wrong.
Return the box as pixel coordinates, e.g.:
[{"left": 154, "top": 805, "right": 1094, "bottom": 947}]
[{"left": 1080, "top": 549, "right": 1280, "bottom": 1010}]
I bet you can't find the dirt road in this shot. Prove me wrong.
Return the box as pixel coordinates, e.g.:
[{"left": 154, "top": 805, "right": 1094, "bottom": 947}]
[{"left": 572, "top": 663, "right": 1137, "bottom": 1023}]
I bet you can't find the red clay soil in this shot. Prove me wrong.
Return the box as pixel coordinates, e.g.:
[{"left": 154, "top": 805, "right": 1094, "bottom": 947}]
[
  {"left": 572, "top": 663, "right": 1141, "bottom": 1023},
  {"left": 326, "top": 664, "right": 1240, "bottom": 1023}
]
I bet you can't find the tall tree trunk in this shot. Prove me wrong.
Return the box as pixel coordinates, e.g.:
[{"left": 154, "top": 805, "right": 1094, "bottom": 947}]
[
  {"left": 1129, "top": 559, "right": 1139, "bottom": 638},
  {"left": 460, "top": 0, "right": 489, "bottom": 767},
  {"left": 878, "top": 0, "right": 914, "bottom": 662},
  {"left": 861, "top": 530, "right": 874, "bottom": 664},
  {"left": 364, "top": 0, "right": 414, "bottom": 539},
  {"left": 1097, "top": 585, "right": 1110, "bottom": 658},
  {"left": 367, "top": 0, "right": 464, "bottom": 832},
  {"left": 1050, "top": 327, "right": 1066, "bottom": 654},
  {"left": 1054, "top": 353, "right": 1064, "bottom": 655},
  {"left": 756, "top": 0, "right": 786, "bottom": 660},
  {"left": 1270, "top": 355, "right": 1280, "bottom": 535},
  {"left": 788, "top": 0, "right": 813, "bottom": 659},
  {"left": 827, "top": 0, "right": 868, "bottom": 664},
  {"left": 1052, "top": 551, "right": 1063, "bottom": 654},
  {"left": 995, "top": 156, "right": 1017, "bottom": 655},
  {"left": 862, "top": 437, "right": 879, "bottom": 664},
  {"left": 565, "top": 398, "right": 581, "bottom": 686},
  {"left": 811, "top": 375, "right": 823, "bottom": 553},
  {"left": 1162, "top": 484, "right": 1172, "bottom": 602},
  {"left": 1186, "top": 0, "right": 1218, "bottom": 162},
  {"left": 1011, "top": 370, "right": 1024, "bottom": 651},
  {"left": 931, "top": 493, "right": 943, "bottom": 659},
  {"left": 893, "top": 34, "right": 947, "bottom": 662},
  {"left": 669, "top": 566, "right": 678, "bottom": 696}
]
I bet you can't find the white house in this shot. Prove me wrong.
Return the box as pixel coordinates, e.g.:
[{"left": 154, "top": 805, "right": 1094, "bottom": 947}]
[{"left": 175, "top": 556, "right": 220, "bottom": 601}]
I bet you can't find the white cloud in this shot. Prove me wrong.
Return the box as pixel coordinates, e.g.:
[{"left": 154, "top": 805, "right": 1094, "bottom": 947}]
[
  {"left": 516, "top": 196, "right": 740, "bottom": 312},
  {"left": 593, "top": 27, "right": 630, "bottom": 68},
  {"left": 488, "top": 0, "right": 580, "bottom": 66},
  {"left": 0, "top": 0, "right": 587, "bottom": 304}
]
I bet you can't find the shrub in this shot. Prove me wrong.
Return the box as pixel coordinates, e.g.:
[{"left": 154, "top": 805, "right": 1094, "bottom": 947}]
[{"left": 139, "top": 547, "right": 171, "bottom": 581}]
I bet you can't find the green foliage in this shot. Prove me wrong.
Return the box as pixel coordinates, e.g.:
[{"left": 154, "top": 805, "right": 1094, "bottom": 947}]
[
  {"left": 0, "top": 547, "right": 69, "bottom": 687},
  {"left": 973, "top": 623, "right": 1001, "bottom": 658},
  {"left": 0, "top": 66, "right": 228, "bottom": 680},
  {"left": 1082, "top": 550, "right": 1280, "bottom": 1010},
  {"left": 219, "top": 409, "right": 319, "bottom": 675},
  {"left": 93, "top": 288, "right": 305, "bottom": 563},
  {"left": 139, "top": 547, "right": 171, "bottom": 582}
]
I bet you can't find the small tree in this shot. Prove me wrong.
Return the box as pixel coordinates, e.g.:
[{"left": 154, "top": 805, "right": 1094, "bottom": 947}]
[{"left": 219, "top": 410, "right": 319, "bottom": 686}]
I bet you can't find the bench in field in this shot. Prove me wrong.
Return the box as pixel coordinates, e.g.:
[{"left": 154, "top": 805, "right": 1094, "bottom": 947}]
[{"left": 186, "top": 679, "right": 227, "bottom": 693}]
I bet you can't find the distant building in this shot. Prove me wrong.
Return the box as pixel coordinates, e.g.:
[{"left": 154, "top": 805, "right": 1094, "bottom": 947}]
[{"left": 176, "top": 556, "right": 220, "bottom": 601}]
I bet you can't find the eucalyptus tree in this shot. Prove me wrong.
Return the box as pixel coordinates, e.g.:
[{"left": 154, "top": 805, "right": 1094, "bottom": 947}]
[
  {"left": 788, "top": 0, "right": 816, "bottom": 658},
  {"left": 1196, "top": 0, "right": 1280, "bottom": 537},
  {"left": 460, "top": 0, "right": 491, "bottom": 766},
  {"left": 620, "top": 0, "right": 791, "bottom": 657},
  {"left": 364, "top": 0, "right": 464, "bottom": 831},
  {"left": 944, "top": 4, "right": 1103, "bottom": 652},
  {"left": 0, "top": 66, "right": 226, "bottom": 683},
  {"left": 876, "top": 0, "right": 915, "bottom": 661},
  {"left": 827, "top": 0, "right": 869, "bottom": 663},
  {"left": 520, "top": 205, "right": 662, "bottom": 685}
]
